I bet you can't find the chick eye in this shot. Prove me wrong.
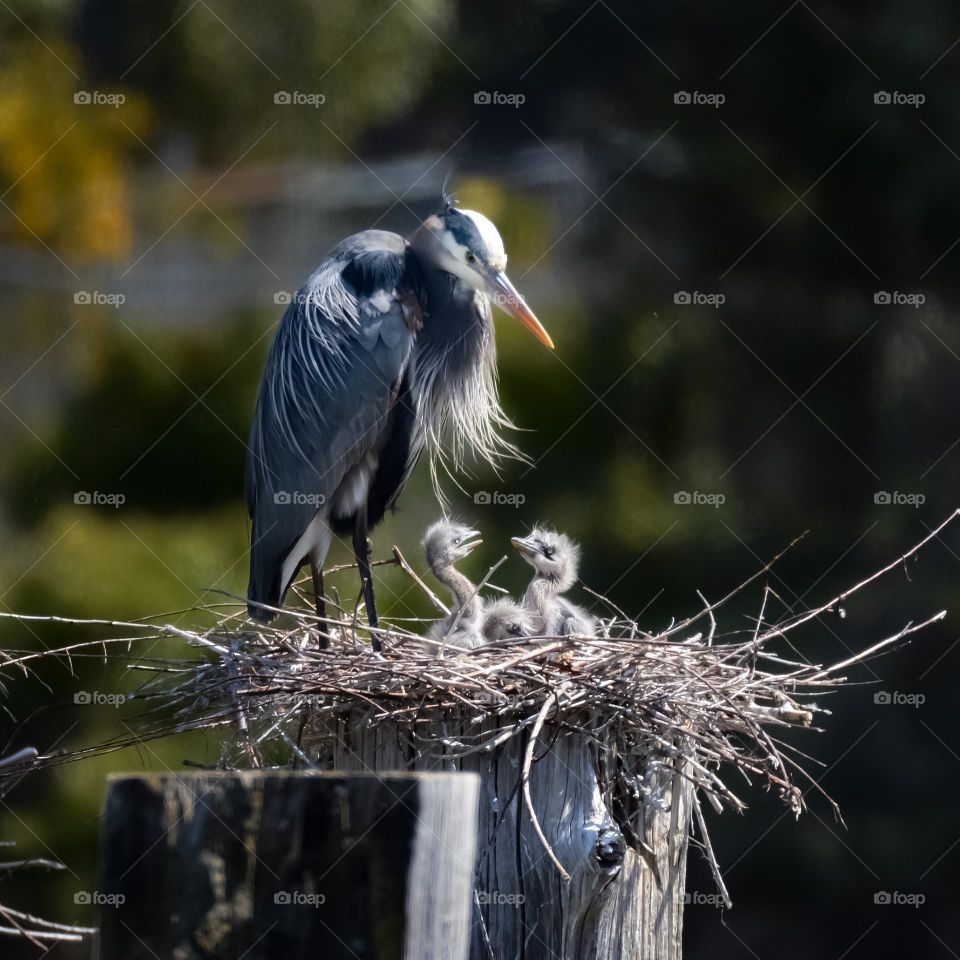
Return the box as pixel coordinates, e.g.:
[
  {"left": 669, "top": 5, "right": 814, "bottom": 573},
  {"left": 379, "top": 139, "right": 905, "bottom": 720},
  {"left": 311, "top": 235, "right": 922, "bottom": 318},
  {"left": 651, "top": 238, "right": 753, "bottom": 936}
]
[
  {"left": 543, "top": 546, "right": 555, "bottom": 559},
  {"left": 453, "top": 536, "right": 461, "bottom": 545},
  {"left": 465, "top": 251, "right": 476, "bottom": 263},
  {"left": 509, "top": 624, "right": 523, "bottom": 636}
]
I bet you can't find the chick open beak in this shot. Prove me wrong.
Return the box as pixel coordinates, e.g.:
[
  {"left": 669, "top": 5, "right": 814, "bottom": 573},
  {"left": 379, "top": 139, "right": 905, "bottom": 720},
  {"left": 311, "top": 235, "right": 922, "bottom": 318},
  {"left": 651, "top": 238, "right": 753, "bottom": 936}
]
[
  {"left": 487, "top": 271, "right": 555, "bottom": 350},
  {"left": 462, "top": 531, "right": 483, "bottom": 554}
]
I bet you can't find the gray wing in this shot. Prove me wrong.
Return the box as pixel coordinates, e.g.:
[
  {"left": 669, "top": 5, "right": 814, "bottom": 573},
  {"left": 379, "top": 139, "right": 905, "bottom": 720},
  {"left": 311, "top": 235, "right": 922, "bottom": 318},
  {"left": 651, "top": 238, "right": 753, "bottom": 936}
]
[
  {"left": 556, "top": 599, "right": 596, "bottom": 638},
  {"left": 245, "top": 231, "right": 419, "bottom": 617}
]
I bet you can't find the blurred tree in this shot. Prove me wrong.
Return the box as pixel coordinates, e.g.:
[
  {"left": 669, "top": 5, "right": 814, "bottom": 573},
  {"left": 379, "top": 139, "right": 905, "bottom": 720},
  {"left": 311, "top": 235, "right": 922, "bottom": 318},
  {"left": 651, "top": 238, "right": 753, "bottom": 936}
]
[
  {"left": 79, "top": 0, "right": 454, "bottom": 162},
  {"left": 0, "top": 28, "right": 149, "bottom": 258},
  {"left": 6, "top": 318, "right": 262, "bottom": 524}
]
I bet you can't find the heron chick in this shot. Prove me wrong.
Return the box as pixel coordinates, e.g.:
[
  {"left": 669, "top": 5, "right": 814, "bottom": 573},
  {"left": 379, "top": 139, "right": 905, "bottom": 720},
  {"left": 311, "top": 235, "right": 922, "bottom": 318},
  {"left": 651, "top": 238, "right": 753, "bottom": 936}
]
[
  {"left": 481, "top": 597, "right": 537, "bottom": 643},
  {"left": 423, "top": 520, "right": 485, "bottom": 651},
  {"left": 511, "top": 528, "right": 596, "bottom": 638}
]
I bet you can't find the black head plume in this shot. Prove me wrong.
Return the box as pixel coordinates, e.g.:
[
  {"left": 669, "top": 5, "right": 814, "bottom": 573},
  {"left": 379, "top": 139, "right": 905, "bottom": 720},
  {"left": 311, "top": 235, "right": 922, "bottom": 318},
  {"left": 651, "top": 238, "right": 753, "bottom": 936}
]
[{"left": 440, "top": 168, "right": 458, "bottom": 214}]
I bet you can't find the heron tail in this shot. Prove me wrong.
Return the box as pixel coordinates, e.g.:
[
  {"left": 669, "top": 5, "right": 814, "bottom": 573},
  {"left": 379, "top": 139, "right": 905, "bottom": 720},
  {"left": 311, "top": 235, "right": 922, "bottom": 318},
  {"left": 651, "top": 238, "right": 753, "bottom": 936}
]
[
  {"left": 246, "top": 559, "right": 282, "bottom": 622},
  {"left": 246, "top": 524, "right": 288, "bottom": 622}
]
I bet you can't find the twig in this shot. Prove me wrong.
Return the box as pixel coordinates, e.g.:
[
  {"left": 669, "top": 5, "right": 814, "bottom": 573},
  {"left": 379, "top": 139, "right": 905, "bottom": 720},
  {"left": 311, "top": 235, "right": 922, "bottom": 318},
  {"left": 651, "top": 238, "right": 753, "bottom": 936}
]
[
  {"left": 0, "top": 747, "right": 37, "bottom": 770},
  {"left": 522, "top": 684, "right": 572, "bottom": 882},
  {"left": 808, "top": 611, "right": 946, "bottom": 680},
  {"left": 692, "top": 795, "right": 732, "bottom": 909},
  {"left": 3, "top": 511, "right": 956, "bottom": 907},
  {"left": 761, "top": 510, "right": 960, "bottom": 643},
  {"left": 391, "top": 545, "right": 449, "bottom": 615}
]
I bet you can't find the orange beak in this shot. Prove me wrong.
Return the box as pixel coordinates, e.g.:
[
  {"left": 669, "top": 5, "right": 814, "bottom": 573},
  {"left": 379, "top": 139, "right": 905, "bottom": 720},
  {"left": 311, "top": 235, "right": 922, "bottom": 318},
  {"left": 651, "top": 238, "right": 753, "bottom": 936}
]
[{"left": 487, "top": 271, "right": 555, "bottom": 350}]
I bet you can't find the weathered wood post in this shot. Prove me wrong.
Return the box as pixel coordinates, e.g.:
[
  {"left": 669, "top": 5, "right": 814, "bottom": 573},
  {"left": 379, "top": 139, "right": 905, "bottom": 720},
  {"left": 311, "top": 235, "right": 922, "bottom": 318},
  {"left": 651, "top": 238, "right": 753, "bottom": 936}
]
[
  {"left": 320, "top": 712, "right": 692, "bottom": 960},
  {"left": 94, "top": 771, "right": 479, "bottom": 960}
]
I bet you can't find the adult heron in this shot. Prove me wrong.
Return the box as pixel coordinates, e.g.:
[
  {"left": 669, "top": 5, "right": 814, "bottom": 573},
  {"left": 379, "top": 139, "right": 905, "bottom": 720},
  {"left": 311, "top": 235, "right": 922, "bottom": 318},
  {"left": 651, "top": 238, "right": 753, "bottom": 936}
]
[{"left": 245, "top": 197, "right": 553, "bottom": 647}]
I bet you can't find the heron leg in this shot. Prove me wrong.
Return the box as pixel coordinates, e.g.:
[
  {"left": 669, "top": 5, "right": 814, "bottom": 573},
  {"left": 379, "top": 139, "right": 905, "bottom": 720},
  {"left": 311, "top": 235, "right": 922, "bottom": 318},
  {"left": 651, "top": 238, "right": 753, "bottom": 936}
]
[
  {"left": 310, "top": 557, "right": 329, "bottom": 649},
  {"left": 352, "top": 507, "right": 381, "bottom": 650}
]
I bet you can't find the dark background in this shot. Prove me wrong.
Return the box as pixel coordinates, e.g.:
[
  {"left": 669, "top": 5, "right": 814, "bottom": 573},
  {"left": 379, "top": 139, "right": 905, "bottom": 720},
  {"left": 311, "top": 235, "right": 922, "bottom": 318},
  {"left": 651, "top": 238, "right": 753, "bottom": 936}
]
[{"left": 1, "top": 1, "right": 959, "bottom": 956}]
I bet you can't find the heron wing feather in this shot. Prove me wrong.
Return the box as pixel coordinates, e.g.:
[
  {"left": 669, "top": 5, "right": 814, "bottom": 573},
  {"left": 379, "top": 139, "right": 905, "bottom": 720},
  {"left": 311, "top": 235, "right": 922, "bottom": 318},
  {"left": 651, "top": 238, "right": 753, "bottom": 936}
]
[{"left": 245, "top": 231, "right": 419, "bottom": 614}]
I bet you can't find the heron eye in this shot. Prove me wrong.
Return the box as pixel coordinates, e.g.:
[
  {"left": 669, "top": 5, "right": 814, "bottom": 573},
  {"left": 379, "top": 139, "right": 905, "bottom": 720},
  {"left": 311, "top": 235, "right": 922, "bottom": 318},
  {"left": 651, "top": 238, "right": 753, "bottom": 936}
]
[
  {"left": 509, "top": 625, "right": 522, "bottom": 635},
  {"left": 465, "top": 251, "right": 476, "bottom": 263},
  {"left": 543, "top": 546, "right": 555, "bottom": 559},
  {"left": 453, "top": 537, "right": 461, "bottom": 545}
]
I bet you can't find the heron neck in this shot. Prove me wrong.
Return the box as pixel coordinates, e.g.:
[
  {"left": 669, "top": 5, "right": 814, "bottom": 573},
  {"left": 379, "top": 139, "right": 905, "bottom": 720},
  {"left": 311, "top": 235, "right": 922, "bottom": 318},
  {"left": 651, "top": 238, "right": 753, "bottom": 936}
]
[
  {"left": 423, "top": 272, "right": 482, "bottom": 333},
  {"left": 435, "top": 565, "right": 481, "bottom": 620},
  {"left": 524, "top": 575, "right": 561, "bottom": 611},
  {"left": 404, "top": 227, "right": 504, "bottom": 481},
  {"left": 408, "top": 232, "right": 490, "bottom": 358}
]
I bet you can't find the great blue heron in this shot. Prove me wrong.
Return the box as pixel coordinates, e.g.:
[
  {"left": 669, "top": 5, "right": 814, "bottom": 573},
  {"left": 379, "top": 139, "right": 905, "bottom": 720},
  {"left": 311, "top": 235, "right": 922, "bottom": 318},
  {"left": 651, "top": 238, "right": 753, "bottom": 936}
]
[
  {"left": 511, "top": 528, "right": 596, "bottom": 637},
  {"left": 481, "top": 597, "right": 536, "bottom": 643},
  {"left": 422, "top": 519, "right": 484, "bottom": 650},
  {"left": 245, "top": 198, "right": 553, "bottom": 647}
]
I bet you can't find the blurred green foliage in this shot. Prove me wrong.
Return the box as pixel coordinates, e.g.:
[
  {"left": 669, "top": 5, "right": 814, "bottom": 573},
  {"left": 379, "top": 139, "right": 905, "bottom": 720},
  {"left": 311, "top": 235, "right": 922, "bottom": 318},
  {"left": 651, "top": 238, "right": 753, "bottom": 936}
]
[{"left": 2, "top": 1, "right": 960, "bottom": 958}]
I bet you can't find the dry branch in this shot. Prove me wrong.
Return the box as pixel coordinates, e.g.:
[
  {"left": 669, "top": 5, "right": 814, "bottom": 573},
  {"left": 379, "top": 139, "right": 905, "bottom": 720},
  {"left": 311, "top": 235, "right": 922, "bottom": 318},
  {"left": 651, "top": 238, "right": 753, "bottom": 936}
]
[{"left": 0, "top": 513, "right": 956, "bottom": 901}]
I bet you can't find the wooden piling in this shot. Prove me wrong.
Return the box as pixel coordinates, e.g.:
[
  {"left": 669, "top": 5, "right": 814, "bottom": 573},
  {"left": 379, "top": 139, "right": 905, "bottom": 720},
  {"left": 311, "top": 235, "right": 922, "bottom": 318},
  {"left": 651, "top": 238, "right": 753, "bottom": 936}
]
[
  {"left": 320, "top": 713, "right": 691, "bottom": 960},
  {"left": 94, "top": 771, "right": 479, "bottom": 960}
]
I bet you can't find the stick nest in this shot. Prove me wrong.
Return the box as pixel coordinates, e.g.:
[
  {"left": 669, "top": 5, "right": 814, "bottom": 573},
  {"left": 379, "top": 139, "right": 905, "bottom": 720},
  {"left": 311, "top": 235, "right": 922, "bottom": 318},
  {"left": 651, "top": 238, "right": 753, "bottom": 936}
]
[{"left": 0, "top": 513, "right": 954, "bottom": 899}]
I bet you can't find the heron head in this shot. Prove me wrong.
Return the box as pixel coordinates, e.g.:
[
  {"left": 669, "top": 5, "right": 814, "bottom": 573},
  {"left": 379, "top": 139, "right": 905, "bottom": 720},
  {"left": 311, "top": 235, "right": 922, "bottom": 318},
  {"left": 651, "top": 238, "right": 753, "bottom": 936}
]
[
  {"left": 482, "top": 597, "right": 536, "bottom": 642},
  {"left": 423, "top": 519, "right": 483, "bottom": 572},
  {"left": 424, "top": 203, "right": 554, "bottom": 349},
  {"left": 511, "top": 527, "right": 580, "bottom": 590}
]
